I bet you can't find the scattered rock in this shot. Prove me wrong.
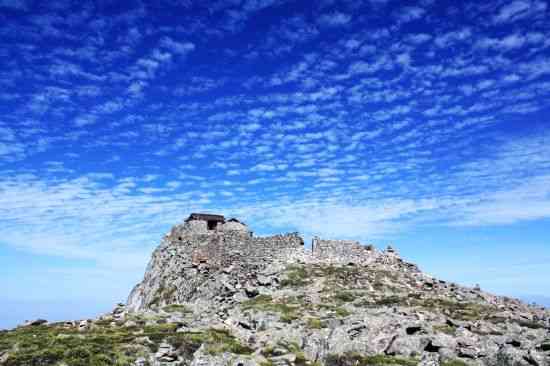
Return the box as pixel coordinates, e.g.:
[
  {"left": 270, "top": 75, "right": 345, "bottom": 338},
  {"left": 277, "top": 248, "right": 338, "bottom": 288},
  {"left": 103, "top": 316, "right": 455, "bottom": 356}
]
[
  {"left": 3, "top": 216, "right": 549, "bottom": 366},
  {"left": 24, "top": 319, "right": 48, "bottom": 327},
  {"left": 419, "top": 352, "right": 439, "bottom": 366},
  {"left": 78, "top": 319, "right": 90, "bottom": 331},
  {"left": 245, "top": 285, "right": 259, "bottom": 298},
  {"left": 406, "top": 325, "right": 423, "bottom": 335}
]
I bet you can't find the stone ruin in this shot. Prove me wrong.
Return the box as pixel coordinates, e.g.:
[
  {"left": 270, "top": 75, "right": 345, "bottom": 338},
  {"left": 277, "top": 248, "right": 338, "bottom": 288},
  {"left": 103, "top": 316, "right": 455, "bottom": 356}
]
[
  {"left": 165, "top": 213, "right": 403, "bottom": 266},
  {"left": 165, "top": 213, "right": 305, "bottom": 268},
  {"left": 127, "top": 213, "right": 406, "bottom": 310},
  {"left": 177, "top": 213, "right": 253, "bottom": 236},
  {"left": 164, "top": 213, "right": 402, "bottom": 269}
]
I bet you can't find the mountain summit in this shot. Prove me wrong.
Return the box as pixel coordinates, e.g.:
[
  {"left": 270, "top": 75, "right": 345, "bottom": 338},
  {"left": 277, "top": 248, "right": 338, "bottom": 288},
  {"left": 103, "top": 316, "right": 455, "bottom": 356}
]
[{"left": 1, "top": 215, "right": 549, "bottom": 366}]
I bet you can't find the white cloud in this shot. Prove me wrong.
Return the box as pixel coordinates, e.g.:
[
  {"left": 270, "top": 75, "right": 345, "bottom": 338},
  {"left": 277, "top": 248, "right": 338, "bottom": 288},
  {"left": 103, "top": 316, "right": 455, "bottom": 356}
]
[
  {"left": 74, "top": 114, "right": 98, "bottom": 127},
  {"left": 475, "top": 34, "right": 526, "bottom": 51},
  {"left": 239, "top": 198, "right": 441, "bottom": 240},
  {"left": 493, "top": 0, "right": 547, "bottom": 23},
  {"left": 453, "top": 175, "right": 550, "bottom": 225},
  {"left": 434, "top": 28, "right": 471, "bottom": 48},
  {"left": 318, "top": 12, "right": 352, "bottom": 27},
  {"left": 128, "top": 80, "right": 147, "bottom": 95},
  {"left": 396, "top": 52, "right": 411, "bottom": 67},
  {"left": 160, "top": 37, "right": 196, "bottom": 55},
  {"left": 396, "top": 6, "right": 426, "bottom": 23}
]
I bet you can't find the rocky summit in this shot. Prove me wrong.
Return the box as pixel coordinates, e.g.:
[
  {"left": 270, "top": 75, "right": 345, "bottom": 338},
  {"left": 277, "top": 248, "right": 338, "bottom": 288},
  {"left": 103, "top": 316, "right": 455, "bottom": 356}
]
[{"left": 1, "top": 214, "right": 549, "bottom": 366}]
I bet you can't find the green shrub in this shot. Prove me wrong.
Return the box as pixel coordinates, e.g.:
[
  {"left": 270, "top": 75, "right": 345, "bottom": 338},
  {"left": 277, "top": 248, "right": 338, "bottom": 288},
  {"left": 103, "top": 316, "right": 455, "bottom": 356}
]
[
  {"left": 441, "top": 360, "right": 470, "bottom": 366},
  {"left": 203, "top": 329, "right": 254, "bottom": 355},
  {"left": 306, "top": 318, "right": 325, "bottom": 329},
  {"left": 281, "top": 265, "right": 310, "bottom": 287},
  {"left": 433, "top": 325, "right": 456, "bottom": 335},
  {"left": 242, "top": 295, "right": 303, "bottom": 323},
  {"left": 162, "top": 304, "right": 190, "bottom": 313},
  {"left": 333, "top": 291, "right": 359, "bottom": 303},
  {"left": 0, "top": 321, "right": 255, "bottom": 365},
  {"left": 325, "top": 352, "right": 417, "bottom": 366}
]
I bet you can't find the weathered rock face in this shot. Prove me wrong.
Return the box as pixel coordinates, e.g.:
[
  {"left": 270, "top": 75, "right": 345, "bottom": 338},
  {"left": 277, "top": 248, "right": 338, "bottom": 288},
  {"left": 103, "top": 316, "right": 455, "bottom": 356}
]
[{"left": 2, "top": 217, "right": 549, "bottom": 366}]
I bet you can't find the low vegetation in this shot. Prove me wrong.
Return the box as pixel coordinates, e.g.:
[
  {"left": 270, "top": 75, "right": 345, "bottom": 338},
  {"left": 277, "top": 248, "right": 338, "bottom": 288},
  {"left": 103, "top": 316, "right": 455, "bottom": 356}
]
[
  {"left": 0, "top": 323, "right": 146, "bottom": 366},
  {"left": 0, "top": 320, "right": 253, "bottom": 365},
  {"left": 241, "top": 294, "right": 302, "bottom": 323},
  {"left": 356, "top": 294, "right": 497, "bottom": 323},
  {"left": 241, "top": 292, "right": 353, "bottom": 324},
  {"left": 331, "top": 291, "right": 361, "bottom": 303},
  {"left": 281, "top": 265, "right": 310, "bottom": 287},
  {"left": 441, "top": 360, "right": 470, "bottom": 366},
  {"left": 419, "top": 298, "right": 494, "bottom": 321},
  {"left": 201, "top": 328, "right": 254, "bottom": 355},
  {"left": 261, "top": 341, "right": 321, "bottom": 366},
  {"left": 162, "top": 304, "right": 191, "bottom": 313},
  {"left": 433, "top": 324, "right": 456, "bottom": 335},
  {"left": 325, "top": 352, "right": 418, "bottom": 366},
  {"left": 306, "top": 317, "right": 325, "bottom": 329}
]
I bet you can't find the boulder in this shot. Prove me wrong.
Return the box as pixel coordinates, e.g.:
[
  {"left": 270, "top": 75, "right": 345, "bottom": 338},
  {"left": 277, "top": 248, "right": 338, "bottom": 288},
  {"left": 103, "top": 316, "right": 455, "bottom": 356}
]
[
  {"left": 23, "top": 319, "right": 48, "bottom": 327},
  {"left": 419, "top": 352, "right": 440, "bottom": 366}
]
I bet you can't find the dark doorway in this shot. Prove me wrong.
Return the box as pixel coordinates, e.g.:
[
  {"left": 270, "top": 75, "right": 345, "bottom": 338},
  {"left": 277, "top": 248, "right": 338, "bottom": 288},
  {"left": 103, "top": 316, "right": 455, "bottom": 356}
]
[{"left": 207, "top": 220, "right": 217, "bottom": 230}]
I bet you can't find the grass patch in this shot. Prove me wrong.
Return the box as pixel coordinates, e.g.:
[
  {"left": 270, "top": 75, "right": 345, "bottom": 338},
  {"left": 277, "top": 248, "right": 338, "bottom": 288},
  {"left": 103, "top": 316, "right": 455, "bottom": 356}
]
[
  {"left": 433, "top": 324, "right": 456, "bottom": 335},
  {"left": 441, "top": 360, "right": 470, "bottom": 366},
  {"left": 0, "top": 321, "right": 253, "bottom": 365},
  {"left": 317, "top": 304, "right": 351, "bottom": 318},
  {"left": 242, "top": 295, "right": 303, "bottom": 323},
  {"left": 332, "top": 291, "right": 360, "bottom": 303},
  {"left": 162, "top": 304, "right": 191, "bottom": 313},
  {"left": 357, "top": 295, "right": 405, "bottom": 308},
  {"left": 261, "top": 341, "right": 320, "bottom": 366},
  {"left": 419, "top": 298, "right": 492, "bottom": 321},
  {"left": 242, "top": 294, "right": 274, "bottom": 308},
  {"left": 0, "top": 324, "right": 146, "bottom": 366},
  {"left": 512, "top": 319, "right": 547, "bottom": 330},
  {"left": 325, "top": 352, "right": 417, "bottom": 366},
  {"left": 306, "top": 318, "right": 325, "bottom": 329},
  {"left": 203, "top": 329, "right": 254, "bottom": 355},
  {"left": 281, "top": 265, "right": 310, "bottom": 287}
]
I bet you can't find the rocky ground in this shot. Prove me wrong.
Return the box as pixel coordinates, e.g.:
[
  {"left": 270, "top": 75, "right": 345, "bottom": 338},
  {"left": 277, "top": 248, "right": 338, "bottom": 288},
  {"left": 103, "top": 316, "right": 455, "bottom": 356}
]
[{"left": 1, "top": 228, "right": 549, "bottom": 366}]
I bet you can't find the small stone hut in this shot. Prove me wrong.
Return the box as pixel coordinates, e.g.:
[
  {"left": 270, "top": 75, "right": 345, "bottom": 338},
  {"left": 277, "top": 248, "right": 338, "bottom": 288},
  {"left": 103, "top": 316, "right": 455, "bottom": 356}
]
[
  {"left": 182, "top": 213, "right": 252, "bottom": 236},
  {"left": 185, "top": 213, "right": 225, "bottom": 231}
]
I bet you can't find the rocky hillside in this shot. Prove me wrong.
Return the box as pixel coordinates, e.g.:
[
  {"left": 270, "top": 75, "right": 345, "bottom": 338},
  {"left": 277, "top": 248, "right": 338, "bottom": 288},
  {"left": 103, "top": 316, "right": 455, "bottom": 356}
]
[{"left": 1, "top": 218, "right": 549, "bottom": 366}]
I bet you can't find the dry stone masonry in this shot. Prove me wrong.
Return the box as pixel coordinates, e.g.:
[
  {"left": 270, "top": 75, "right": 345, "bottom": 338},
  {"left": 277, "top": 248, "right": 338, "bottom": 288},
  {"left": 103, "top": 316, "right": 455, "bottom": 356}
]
[
  {"left": 311, "top": 236, "right": 379, "bottom": 264},
  {"left": 128, "top": 214, "right": 413, "bottom": 312},
  {"left": 127, "top": 214, "right": 307, "bottom": 311}
]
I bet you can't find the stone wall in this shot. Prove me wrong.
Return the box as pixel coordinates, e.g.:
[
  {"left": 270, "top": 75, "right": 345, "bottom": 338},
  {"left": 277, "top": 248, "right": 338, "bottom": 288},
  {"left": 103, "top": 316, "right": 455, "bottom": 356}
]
[
  {"left": 173, "top": 220, "right": 209, "bottom": 236},
  {"left": 183, "top": 231, "right": 304, "bottom": 269},
  {"left": 311, "top": 237, "right": 379, "bottom": 265},
  {"left": 221, "top": 221, "right": 252, "bottom": 236},
  {"left": 127, "top": 229, "right": 306, "bottom": 310},
  {"left": 170, "top": 219, "right": 252, "bottom": 237}
]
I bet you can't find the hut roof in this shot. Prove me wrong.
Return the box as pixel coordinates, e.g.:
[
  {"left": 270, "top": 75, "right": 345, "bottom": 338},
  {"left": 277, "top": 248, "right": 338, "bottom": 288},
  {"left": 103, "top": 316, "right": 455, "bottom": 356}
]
[{"left": 185, "top": 213, "right": 225, "bottom": 222}]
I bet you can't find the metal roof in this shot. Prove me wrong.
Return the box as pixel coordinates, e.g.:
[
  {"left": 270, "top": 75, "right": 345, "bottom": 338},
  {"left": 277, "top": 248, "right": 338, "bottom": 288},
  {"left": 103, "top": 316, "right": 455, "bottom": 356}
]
[{"left": 185, "top": 213, "right": 225, "bottom": 222}]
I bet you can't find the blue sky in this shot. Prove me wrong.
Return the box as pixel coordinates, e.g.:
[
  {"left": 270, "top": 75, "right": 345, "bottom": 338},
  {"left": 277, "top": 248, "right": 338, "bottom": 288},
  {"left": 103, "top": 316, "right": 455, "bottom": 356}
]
[{"left": 1, "top": 0, "right": 550, "bottom": 329}]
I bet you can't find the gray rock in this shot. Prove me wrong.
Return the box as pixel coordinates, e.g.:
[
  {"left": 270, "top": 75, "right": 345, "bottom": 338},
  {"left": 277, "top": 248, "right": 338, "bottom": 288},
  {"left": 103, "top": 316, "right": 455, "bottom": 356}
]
[
  {"left": 23, "top": 319, "right": 48, "bottom": 327},
  {"left": 115, "top": 217, "right": 550, "bottom": 366},
  {"left": 257, "top": 275, "right": 272, "bottom": 286},
  {"left": 419, "top": 352, "right": 440, "bottom": 366},
  {"left": 244, "top": 285, "right": 259, "bottom": 298}
]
